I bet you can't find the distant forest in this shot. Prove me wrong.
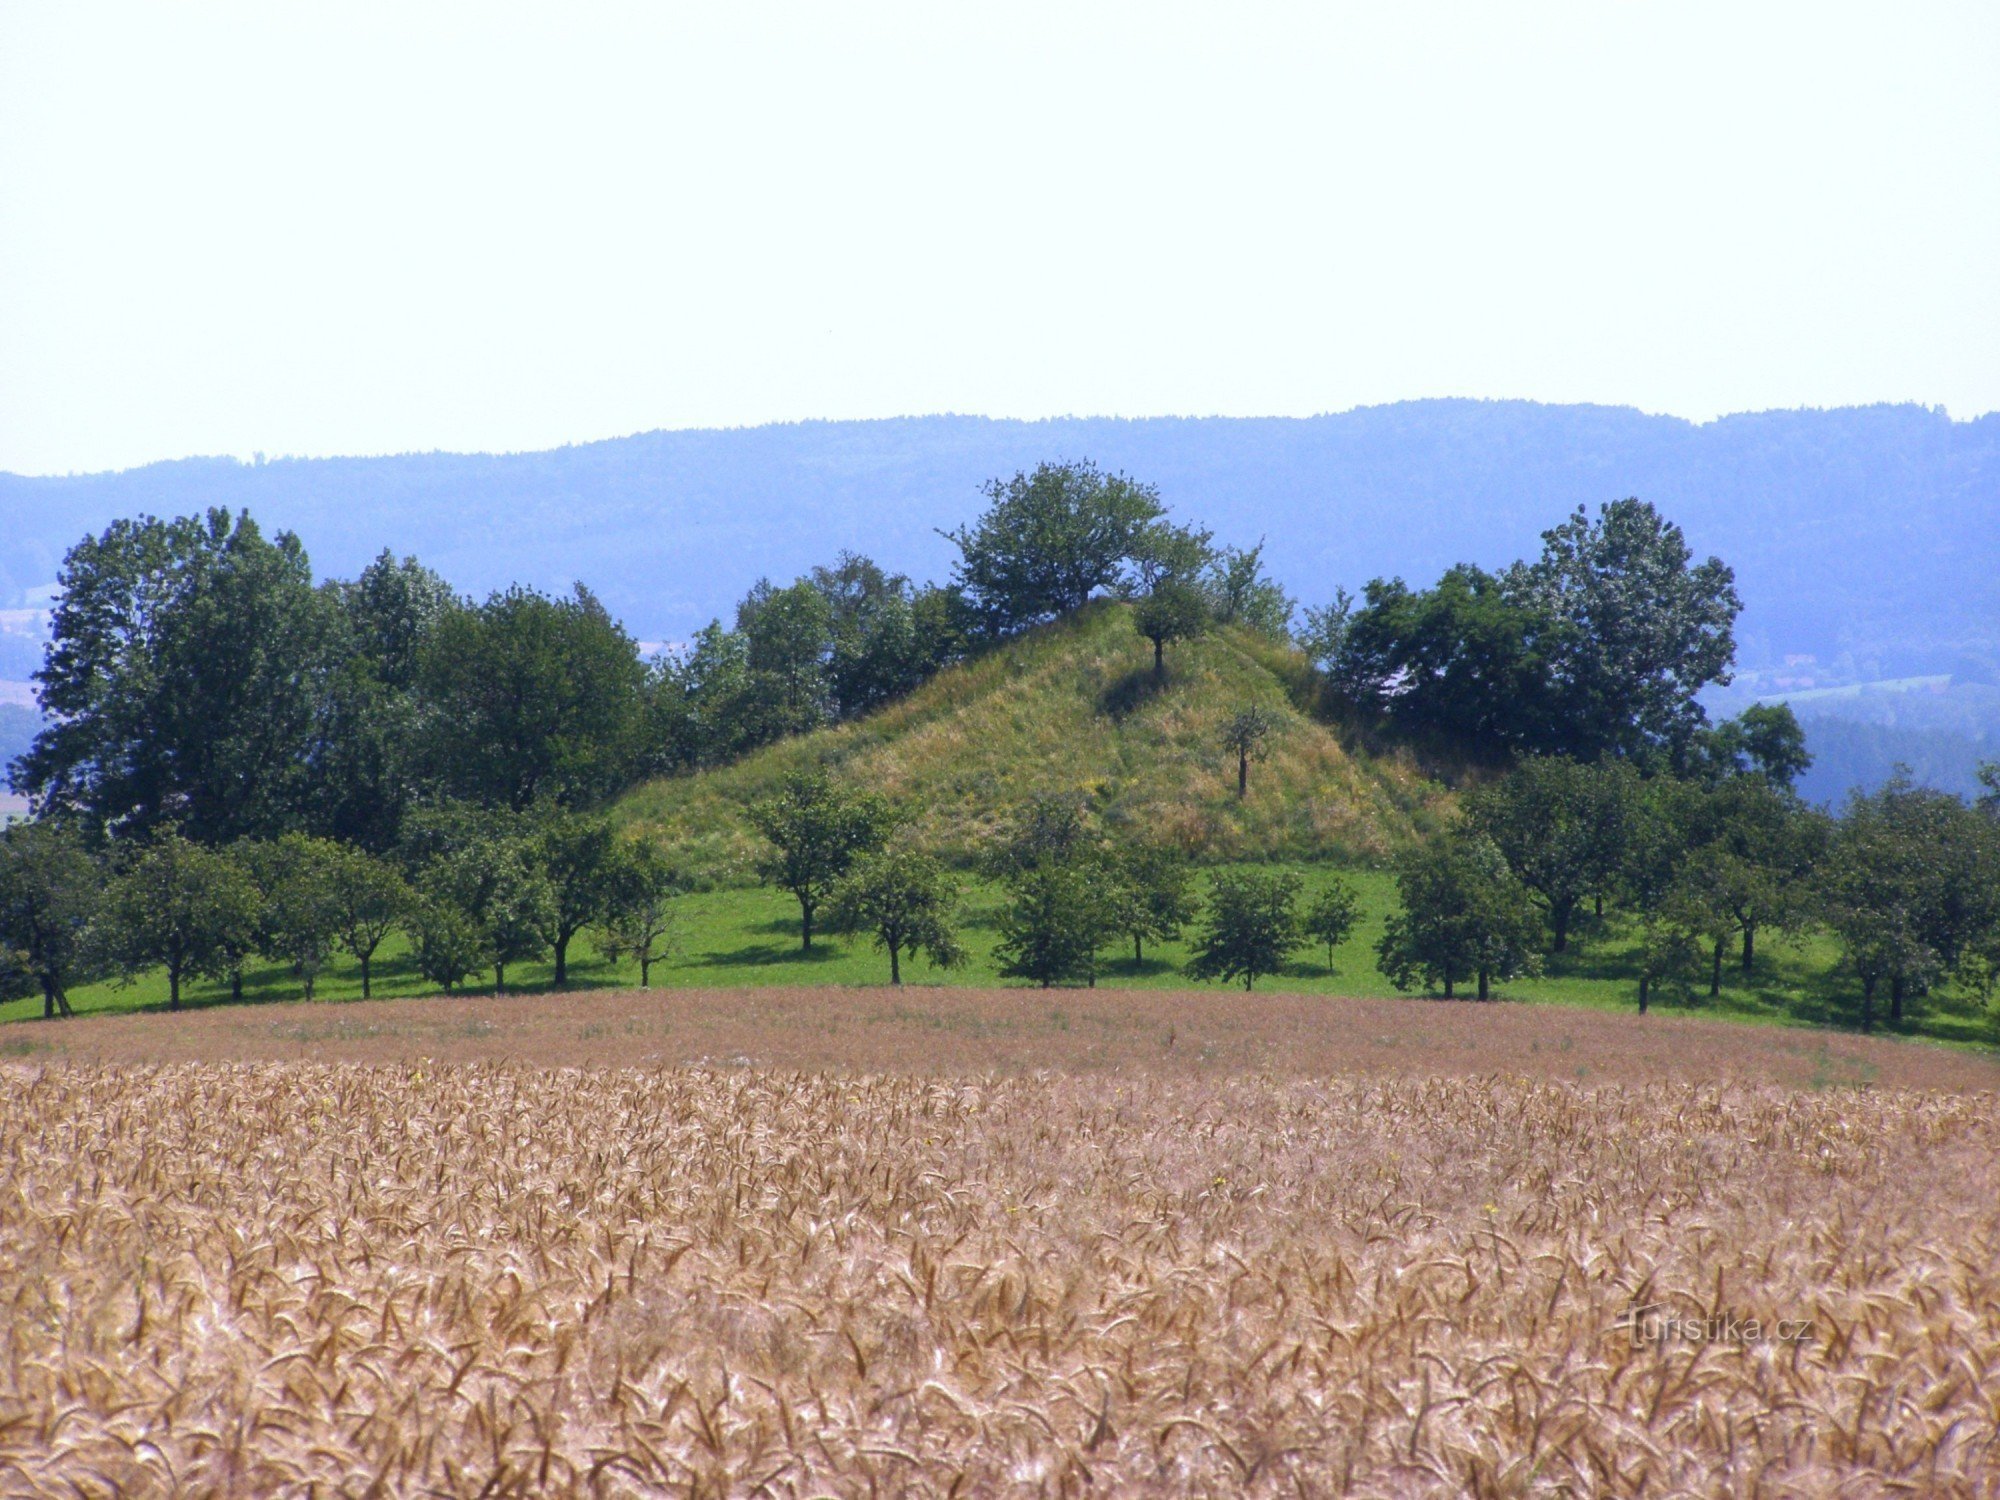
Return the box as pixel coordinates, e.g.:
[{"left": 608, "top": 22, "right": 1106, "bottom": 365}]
[{"left": 4, "top": 401, "right": 1996, "bottom": 802}]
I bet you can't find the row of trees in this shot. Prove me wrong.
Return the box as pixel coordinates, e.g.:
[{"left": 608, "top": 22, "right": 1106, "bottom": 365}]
[
  {"left": 0, "top": 807, "right": 685, "bottom": 1016},
  {"left": 1371, "top": 756, "right": 2000, "bottom": 1026},
  {"left": 748, "top": 774, "right": 1357, "bottom": 991}
]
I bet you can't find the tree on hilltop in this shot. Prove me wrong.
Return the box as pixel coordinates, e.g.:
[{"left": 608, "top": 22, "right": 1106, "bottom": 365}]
[
  {"left": 1221, "top": 706, "right": 1279, "bottom": 798},
  {"left": 941, "top": 460, "right": 1167, "bottom": 635}
]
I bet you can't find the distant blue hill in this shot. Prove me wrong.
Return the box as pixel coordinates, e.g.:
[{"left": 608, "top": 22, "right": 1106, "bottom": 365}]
[{"left": 3, "top": 402, "right": 1995, "bottom": 678}]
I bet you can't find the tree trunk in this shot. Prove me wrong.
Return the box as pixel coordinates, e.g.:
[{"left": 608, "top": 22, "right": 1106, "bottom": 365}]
[
  {"left": 1326, "top": 941, "right": 1336, "bottom": 970},
  {"left": 495, "top": 963, "right": 506, "bottom": 995},
  {"left": 1442, "top": 969, "right": 1454, "bottom": 999},
  {"left": 41, "top": 978, "right": 72, "bottom": 1019},
  {"left": 1741, "top": 924, "right": 1755, "bottom": 973},
  {"left": 1551, "top": 902, "right": 1571, "bottom": 954},
  {"left": 1477, "top": 968, "right": 1490, "bottom": 1001},
  {"left": 889, "top": 944, "right": 901, "bottom": 986},
  {"left": 1638, "top": 975, "right": 1650, "bottom": 1014},
  {"left": 1237, "top": 753, "right": 1249, "bottom": 799},
  {"left": 1134, "top": 935, "right": 1143, "bottom": 964},
  {"left": 1595, "top": 894, "right": 1605, "bottom": 919},
  {"left": 230, "top": 969, "right": 243, "bottom": 1003},
  {"left": 169, "top": 967, "right": 182, "bottom": 1011},
  {"left": 1890, "top": 975, "right": 1905, "bottom": 1024},
  {"left": 1861, "top": 975, "right": 1875, "bottom": 1033},
  {"left": 639, "top": 955, "right": 651, "bottom": 987},
  {"left": 1709, "top": 939, "right": 1723, "bottom": 997},
  {"left": 800, "top": 901, "right": 814, "bottom": 951},
  {"left": 554, "top": 933, "right": 570, "bottom": 988},
  {"left": 1153, "top": 637, "right": 1165, "bottom": 678},
  {"left": 360, "top": 951, "right": 373, "bottom": 1000},
  {"left": 1243, "top": 973, "right": 1255, "bottom": 992}
]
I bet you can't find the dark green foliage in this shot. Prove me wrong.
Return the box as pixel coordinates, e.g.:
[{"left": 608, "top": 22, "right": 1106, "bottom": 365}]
[
  {"left": 242, "top": 832, "right": 346, "bottom": 1000},
  {"left": 1504, "top": 499, "right": 1739, "bottom": 760},
  {"left": 0, "top": 821, "right": 101, "bottom": 1018},
  {"left": 415, "top": 813, "right": 556, "bottom": 993},
  {"left": 407, "top": 894, "right": 486, "bottom": 992},
  {"left": 827, "top": 848, "right": 966, "bottom": 985},
  {"left": 18, "top": 510, "right": 342, "bottom": 842},
  {"left": 942, "top": 461, "right": 1168, "bottom": 635},
  {"left": 417, "top": 585, "right": 647, "bottom": 810},
  {"left": 322, "top": 841, "right": 411, "bottom": 1000},
  {"left": 598, "top": 840, "right": 684, "bottom": 987},
  {"left": 1332, "top": 566, "right": 1565, "bottom": 754},
  {"left": 749, "top": 770, "right": 894, "bottom": 951},
  {"left": 1106, "top": 844, "right": 1196, "bottom": 964},
  {"left": 1185, "top": 868, "right": 1303, "bottom": 991},
  {"left": 102, "top": 830, "right": 261, "bottom": 1009},
  {"left": 1335, "top": 500, "right": 1738, "bottom": 762},
  {"left": 1464, "top": 757, "right": 1636, "bottom": 954},
  {"left": 1816, "top": 776, "right": 2000, "bottom": 1029},
  {"left": 1303, "top": 879, "right": 1361, "bottom": 970},
  {"left": 1696, "top": 703, "right": 1813, "bottom": 788},
  {"left": 531, "top": 808, "right": 623, "bottom": 988},
  {"left": 1377, "top": 834, "right": 1541, "bottom": 1000},
  {"left": 994, "top": 861, "right": 1119, "bottom": 989}
]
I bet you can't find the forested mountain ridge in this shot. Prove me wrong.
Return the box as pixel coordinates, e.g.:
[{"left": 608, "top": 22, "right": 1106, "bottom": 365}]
[{"left": 4, "top": 402, "right": 1994, "bottom": 680}]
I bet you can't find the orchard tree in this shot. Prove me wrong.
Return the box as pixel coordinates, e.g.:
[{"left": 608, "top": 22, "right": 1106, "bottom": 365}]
[
  {"left": 1127, "top": 521, "right": 1215, "bottom": 678},
  {"left": 1185, "top": 869, "right": 1303, "bottom": 991},
  {"left": 995, "top": 862, "right": 1118, "bottom": 988},
  {"left": 533, "top": 808, "right": 623, "bottom": 988},
  {"left": 941, "top": 460, "right": 1167, "bottom": 634},
  {"left": 827, "top": 849, "right": 966, "bottom": 985},
  {"left": 0, "top": 821, "right": 102, "bottom": 1018},
  {"left": 1133, "top": 581, "right": 1213, "bottom": 681},
  {"left": 1464, "top": 757, "right": 1634, "bottom": 954},
  {"left": 1377, "top": 834, "right": 1541, "bottom": 1000},
  {"left": 1303, "top": 878, "right": 1361, "bottom": 971},
  {"left": 419, "top": 819, "right": 556, "bottom": 993},
  {"left": 407, "top": 894, "right": 486, "bottom": 992},
  {"left": 245, "top": 833, "right": 346, "bottom": 1000},
  {"left": 104, "top": 830, "right": 261, "bottom": 1010},
  {"left": 1817, "top": 778, "right": 2000, "bottom": 1029},
  {"left": 1220, "top": 706, "right": 1279, "bottom": 799},
  {"left": 750, "top": 770, "right": 894, "bottom": 950},
  {"left": 598, "top": 841, "right": 684, "bottom": 987},
  {"left": 324, "top": 843, "right": 411, "bottom": 999},
  {"left": 1107, "top": 843, "right": 1196, "bottom": 965}
]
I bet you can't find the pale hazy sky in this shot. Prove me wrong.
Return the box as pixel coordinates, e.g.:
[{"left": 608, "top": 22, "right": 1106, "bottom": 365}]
[{"left": 2, "top": 2, "right": 1995, "bottom": 475}]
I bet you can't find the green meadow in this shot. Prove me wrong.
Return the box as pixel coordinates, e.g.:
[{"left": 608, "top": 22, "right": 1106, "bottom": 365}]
[{"left": 11, "top": 863, "right": 1991, "bottom": 1049}]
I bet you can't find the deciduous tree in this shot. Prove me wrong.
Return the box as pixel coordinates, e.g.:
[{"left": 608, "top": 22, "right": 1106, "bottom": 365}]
[{"left": 1185, "top": 869, "right": 1303, "bottom": 991}]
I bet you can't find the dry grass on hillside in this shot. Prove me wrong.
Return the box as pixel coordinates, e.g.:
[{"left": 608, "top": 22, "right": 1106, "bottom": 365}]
[
  {"left": 4, "top": 1064, "right": 1999, "bottom": 1496},
  {"left": 619, "top": 606, "right": 1446, "bottom": 881}
]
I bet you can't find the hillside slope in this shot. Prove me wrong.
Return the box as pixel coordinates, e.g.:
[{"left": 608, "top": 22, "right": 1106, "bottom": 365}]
[{"left": 617, "top": 604, "right": 1445, "bottom": 881}]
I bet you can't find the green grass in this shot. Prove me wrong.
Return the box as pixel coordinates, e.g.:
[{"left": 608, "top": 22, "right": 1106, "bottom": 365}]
[{"left": 10, "top": 864, "right": 1994, "bottom": 1049}]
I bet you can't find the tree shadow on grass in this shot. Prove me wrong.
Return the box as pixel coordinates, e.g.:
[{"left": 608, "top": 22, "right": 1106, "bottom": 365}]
[
  {"left": 1097, "top": 666, "right": 1168, "bottom": 722},
  {"left": 697, "top": 941, "right": 847, "bottom": 968}
]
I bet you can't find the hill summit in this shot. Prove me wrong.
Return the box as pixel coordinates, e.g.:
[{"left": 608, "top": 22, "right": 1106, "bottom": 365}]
[{"left": 617, "top": 603, "right": 1445, "bottom": 881}]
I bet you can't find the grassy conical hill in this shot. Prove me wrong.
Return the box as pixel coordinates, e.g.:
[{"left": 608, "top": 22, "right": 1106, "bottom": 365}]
[{"left": 617, "top": 603, "right": 1448, "bottom": 883}]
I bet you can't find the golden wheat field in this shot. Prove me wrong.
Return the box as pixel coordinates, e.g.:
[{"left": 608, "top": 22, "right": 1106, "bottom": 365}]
[{"left": 3, "top": 1056, "right": 1998, "bottom": 1497}]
